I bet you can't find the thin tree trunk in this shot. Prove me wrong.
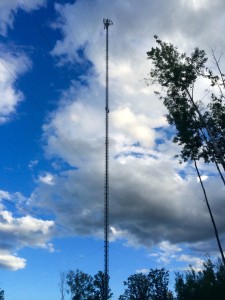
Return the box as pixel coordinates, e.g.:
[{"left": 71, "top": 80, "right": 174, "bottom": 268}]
[
  {"left": 194, "top": 160, "right": 225, "bottom": 265},
  {"left": 211, "top": 49, "right": 225, "bottom": 90},
  {"left": 198, "top": 124, "right": 225, "bottom": 187},
  {"left": 186, "top": 88, "right": 225, "bottom": 171},
  {"left": 215, "top": 160, "right": 225, "bottom": 186},
  {"left": 59, "top": 271, "right": 66, "bottom": 300},
  {"left": 192, "top": 111, "right": 225, "bottom": 187}
]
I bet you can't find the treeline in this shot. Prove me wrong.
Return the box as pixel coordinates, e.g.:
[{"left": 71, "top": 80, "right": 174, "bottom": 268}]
[{"left": 60, "top": 257, "right": 225, "bottom": 300}]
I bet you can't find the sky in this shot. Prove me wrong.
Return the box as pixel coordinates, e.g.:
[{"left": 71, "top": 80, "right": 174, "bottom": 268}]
[{"left": 0, "top": 0, "right": 225, "bottom": 299}]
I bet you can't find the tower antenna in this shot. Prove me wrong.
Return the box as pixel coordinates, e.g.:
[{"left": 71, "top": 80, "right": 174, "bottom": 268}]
[{"left": 103, "top": 18, "right": 113, "bottom": 300}]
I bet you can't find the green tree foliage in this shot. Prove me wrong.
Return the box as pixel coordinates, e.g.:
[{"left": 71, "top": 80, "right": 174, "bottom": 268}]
[
  {"left": 146, "top": 36, "right": 225, "bottom": 265},
  {"left": 148, "top": 269, "right": 174, "bottom": 300},
  {"left": 119, "top": 273, "right": 151, "bottom": 300},
  {"left": 146, "top": 36, "right": 225, "bottom": 167},
  {"left": 204, "top": 94, "right": 225, "bottom": 164},
  {"left": 175, "top": 258, "right": 225, "bottom": 300},
  {"left": 67, "top": 269, "right": 95, "bottom": 300},
  {"left": 93, "top": 271, "right": 113, "bottom": 300},
  {"left": 66, "top": 269, "right": 112, "bottom": 300},
  {"left": 119, "top": 268, "right": 174, "bottom": 300}
]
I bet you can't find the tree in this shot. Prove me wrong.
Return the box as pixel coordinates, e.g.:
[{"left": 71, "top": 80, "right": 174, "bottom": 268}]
[
  {"left": 119, "top": 268, "right": 174, "bottom": 300},
  {"left": 146, "top": 36, "right": 225, "bottom": 265},
  {"left": 93, "top": 271, "right": 113, "bottom": 300},
  {"left": 146, "top": 36, "right": 225, "bottom": 170},
  {"left": 175, "top": 258, "right": 225, "bottom": 300},
  {"left": 194, "top": 160, "right": 225, "bottom": 265},
  {"left": 66, "top": 269, "right": 95, "bottom": 300},
  {"left": 148, "top": 268, "right": 173, "bottom": 300},
  {"left": 119, "top": 273, "right": 151, "bottom": 300},
  {"left": 59, "top": 271, "right": 67, "bottom": 300},
  {"left": 66, "top": 269, "right": 112, "bottom": 300}
]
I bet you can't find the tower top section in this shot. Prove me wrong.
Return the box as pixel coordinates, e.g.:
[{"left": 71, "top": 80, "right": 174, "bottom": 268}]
[{"left": 103, "top": 19, "right": 113, "bottom": 29}]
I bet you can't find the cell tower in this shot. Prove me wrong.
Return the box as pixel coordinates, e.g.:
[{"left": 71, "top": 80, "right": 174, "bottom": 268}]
[{"left": 103, "top": 18, "right": 113, "bottom": 300}]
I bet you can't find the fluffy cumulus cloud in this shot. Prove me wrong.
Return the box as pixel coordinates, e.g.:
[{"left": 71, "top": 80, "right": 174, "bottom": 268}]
[
  {"left": 148, "top": 241, "right": 205, "bottom": 271},
  {"left": 30, "top": 0, "right": 225, "bottom": 258},
  {"left": 0, "top": 0, "right": 46, "bottom": 36},
  {"left": 0, "top": 190, "right": 55, "bottom": 270},
  {"left": 0, "top": 251, "right": 26, "bottom": 271},
  {"left": 0, "top": 47, "right": 31, "bottom": 123},
  {"left": 32, "top": 150, "right": 225, "bottom": 248},
  {"left": 0, "top": 0, "right": 46, "bottom": 124}
]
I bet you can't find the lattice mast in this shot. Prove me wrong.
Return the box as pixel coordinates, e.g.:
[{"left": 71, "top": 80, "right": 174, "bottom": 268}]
[{"left": 103, "top": 18, "right": 113, "bottom": 300}]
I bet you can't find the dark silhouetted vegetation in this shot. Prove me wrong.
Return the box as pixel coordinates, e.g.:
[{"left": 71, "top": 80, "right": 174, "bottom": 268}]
[
  {"left": 63, "top": 258, "right": 225, "bottom": 299},
  {"left": 66, "top": 269, "right": 112, "bottom": 300},
  {"left": 119, "top": 268, "right": 174, "bottom": 300},
  {"left": 146, "top": 36, "right": 225, "bottom": 264},
  {"left": 146, "top": 36, "right": 225, "bottom": 169},
  {"left": 175, "top": 258, "right": 225, "bottom": 300}
]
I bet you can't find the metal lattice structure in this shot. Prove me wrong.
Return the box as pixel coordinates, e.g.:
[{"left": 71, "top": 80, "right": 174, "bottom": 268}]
[{"left": 103, "top": 18, "right": 113, "bottom": 300}]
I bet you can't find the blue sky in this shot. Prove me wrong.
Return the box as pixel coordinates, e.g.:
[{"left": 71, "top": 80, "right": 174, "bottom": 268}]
[{"left": 0, "top": 0, "right": 225, "bottom": 299}]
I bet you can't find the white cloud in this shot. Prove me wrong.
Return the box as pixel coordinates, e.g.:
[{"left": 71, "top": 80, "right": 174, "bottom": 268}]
[
  {"left": 0, "top": 251, "right": 26, "bottom": 271},
  {"left": 33, "top": 0, "right": 225, "bottom": 259},
  {"left": 0, "top": 190, "right": 55, "bottom": 270},
  {"left": 0, "top": 190, "right": 10, "bottom": 201},
  {"left": 148, "top": 241, "right": 183, "bottom": 265},
  {"left": 197, "top": 175, "right": 208, "bottom": 182},
  {"left": 0, "top": 47, "right": 31, "bottom": 123},
  {"left": 0, "top": 0, "right": 46, "bottom": 36},
  {"left": 31, "top": 151, "right": 225, "bottom": 251},
  {"left": 0, "top": 0, "right": 45, "bottom": 124},
  {"left": 38, "top": 173, "right": 55, "bottom": 185},
  {"left": 28, "top": 160, "right": 38, "bottom": 169},
  {"left": 0, "top": 0, "right": 224, "bottom": 273},
  {"left": 111, "top": 107, "right": 156, "bottom": 148},
  {"left": 185, "top": 0, "right": 219, "bottom": 11},
  {"left": 159, "top": 241, "right": 182, "bottom": 254},
  {"left": 110, "top": 226, "right": 127, "bottom": 241},
  {"left": 0, "top": 210, "right": 54, "bottom": 247},
  {"left": 177, "top": 254, "right": 204, "bottom": 271},
  {"left": 136, "top": 268, "right": 149, "bottom": 274}
]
